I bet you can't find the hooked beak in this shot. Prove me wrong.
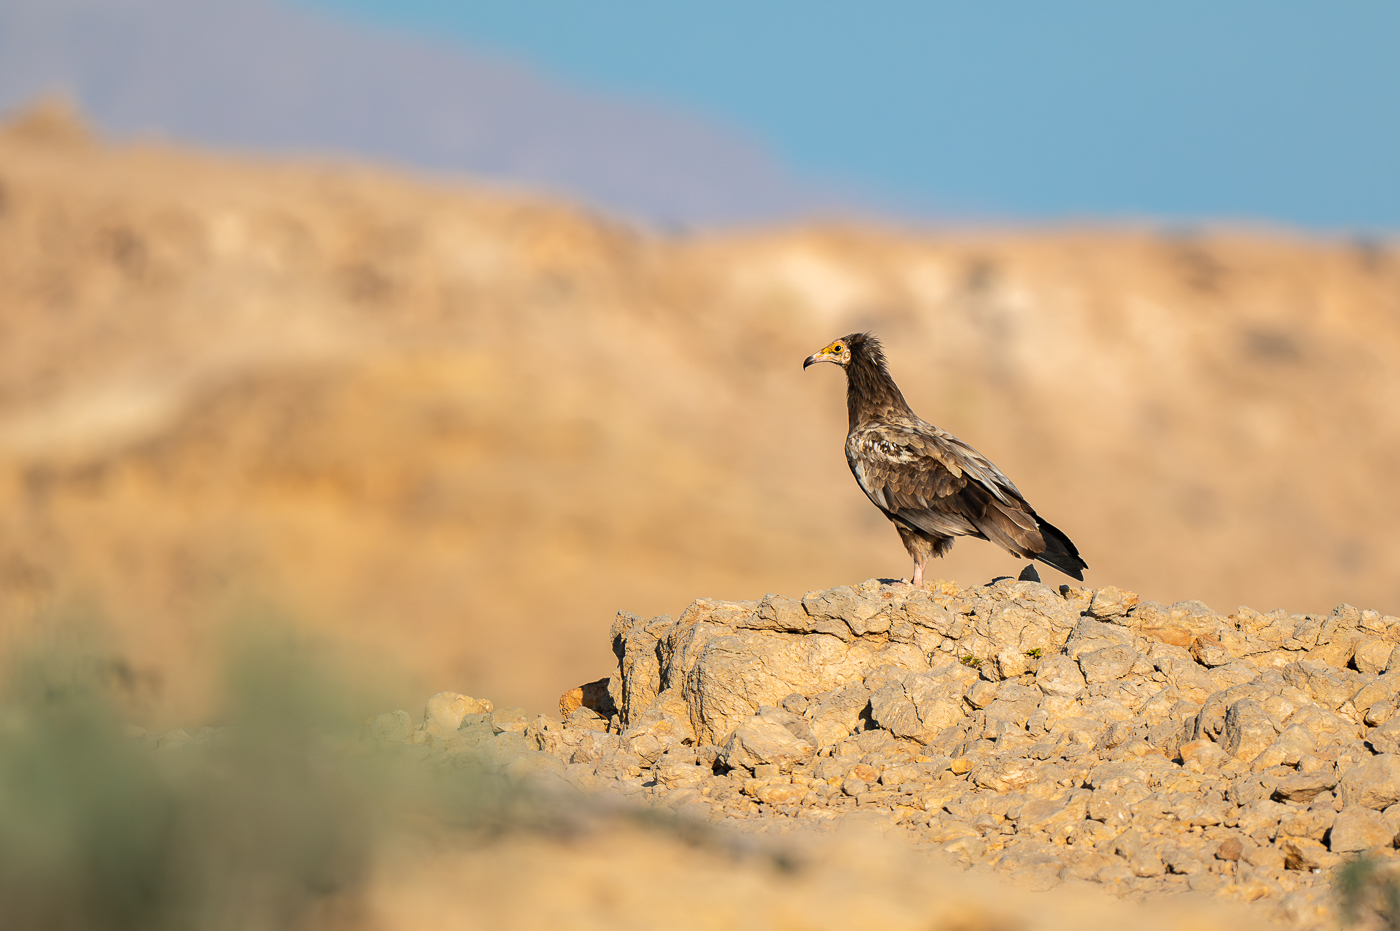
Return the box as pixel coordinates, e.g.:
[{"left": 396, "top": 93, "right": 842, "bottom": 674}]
[{"left": 803, "top": 351, "right": 833, "bottom": 370}]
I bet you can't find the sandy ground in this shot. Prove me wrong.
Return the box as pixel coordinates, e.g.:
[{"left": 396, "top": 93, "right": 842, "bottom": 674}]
[{"left": 364, "top": 821, "right": 1284, "bottom": 931}]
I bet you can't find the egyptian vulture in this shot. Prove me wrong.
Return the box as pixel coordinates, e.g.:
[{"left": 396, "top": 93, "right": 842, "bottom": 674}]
[{"left": 804, "top": 332, "right": 1086, "bottom": 586}]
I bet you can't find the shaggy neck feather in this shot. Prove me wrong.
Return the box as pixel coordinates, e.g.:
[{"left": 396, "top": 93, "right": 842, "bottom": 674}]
[{"left": 846, "top": 343, "right": 914, "bottom": 429}]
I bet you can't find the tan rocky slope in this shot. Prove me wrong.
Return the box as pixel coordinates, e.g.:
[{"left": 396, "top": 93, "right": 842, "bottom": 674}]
[
  {"left": 349, "top": 576, "right": 1400, "bottom": 929},
  {"left": 3, "top": 101, "right": 1400, "bottom": 718}
]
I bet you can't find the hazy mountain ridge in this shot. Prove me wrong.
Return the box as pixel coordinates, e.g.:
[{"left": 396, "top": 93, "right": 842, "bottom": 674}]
[{"left": 0, "top": 0, "right": 839, "bottom": 225}]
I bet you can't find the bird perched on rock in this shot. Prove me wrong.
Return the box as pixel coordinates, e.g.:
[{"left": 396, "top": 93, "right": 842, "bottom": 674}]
[{"left": 804, "top": 332, "right": 1086, "bottom": 586}]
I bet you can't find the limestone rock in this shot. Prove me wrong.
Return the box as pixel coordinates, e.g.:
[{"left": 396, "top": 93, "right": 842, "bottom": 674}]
[
  {"left": 994, "top": 646, "right": 1033, "bottom": 679},
  {"left": 423, "top": 691, "right": 493, "bottom": 736},
  {"left": 748, "top": 594, "right": 814, "bottom": 634},
  {"left": 1353, "top": 670, "right": 1400, "bottom": 717},
  {"left": 1329, "top": 807, "right": 1395, "bottom": 853},
  {"left": 1088, "top": 586, "right": 1139, "bottom": 619},
  {"left": 1064, "top": 618, "right": 1135, "bottom": 658},
  {"left": 1149, "top": 644, "right": 1216, "bottom": 695},
  {"left": 1216, "top": 837, "right": 1243, "bottom": 861},
  {"left": 609, "top": 612, "right": 671, "bottom": 724},
  {"left": 565, "top": 707, "right": 609, "bottom": 732},
  {"left": 1283, "top": 661, "right": 1361, "bottom": 710},
  {"left": 868, "top": 683, "right": 922, "bottom": 739},
  {"left": 1252, "top": 724, "right": 1317, "bottom": 770},
  {"left": 1279, "top": 837, "right": 1332, "bottom": 872},
  {"left": 1368, "top": 720, "right": 1400, "bottom": 755},
  {"left": 1221, "top": 699, "right": 1278, "bottom": 763},
  {"left": 1078, "top": 645, "right": 1138, "bottom": 684},
  {"left": 805, "top": 682, "right": 874, "bottom": 748},
  {"left": 964, "top": 679, "right": 998, "bottom": 709},
  {"left": 654, "top": 750, "right": 710, "bottom": 790},
  {"left": 1035, "top": 655, "right": 1086, "bottom": 697},
  {"left": 800, "top": 585, "right": 885, "bottom": 639},
  {"left": 1190, "top": 635, "right": 1234, "bottom": 668},
  {"left": 1272, "top": 769, "right": 1337, "bottom": 803},
  {"left": 1131, "top": 600, "right": 1220, "bottom": 648},
  {"left": 1367, "top": 700, "right": 1395, "bottom": 726},
  {"left": 559, "top": 677, "right": 615, "bottom": 719},
  {"left": 623, "top": 688, "right": 695, "bottom": 763},
  {"left": 1355, "top": 639, "right": 1397, "bottom": 676},
  {"left": 653, "top": 596, "right": 928, "bottom": 744},
  {"left": 721, "top": 714, "right": 815, "bottom": 773},
  {"left": 1340, "top": 755, "right": 1400, "bottom": 810},
  {"left": 1278, "top": 807, "right": 1335, "bottom": 841},
  {"left": 489, "top": 708, "right": 530, "bottom": 735}
]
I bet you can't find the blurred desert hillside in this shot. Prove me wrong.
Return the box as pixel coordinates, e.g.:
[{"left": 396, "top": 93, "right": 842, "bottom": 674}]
[{"left": 1, "top": 99, "right": 1398, "bottom": 721}]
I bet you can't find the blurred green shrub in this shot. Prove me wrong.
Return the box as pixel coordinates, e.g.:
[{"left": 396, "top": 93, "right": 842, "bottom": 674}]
[
  {"left": 0, "top": 630, "right": 410, "bottom": 931},
  {"left": 1338, "top": 853, "right": 1400, "bottom": 931}
]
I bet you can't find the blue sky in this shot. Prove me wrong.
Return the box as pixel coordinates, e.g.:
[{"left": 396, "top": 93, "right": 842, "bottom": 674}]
[{"left": 295, "top": 1, "right": 1400, "bottom": 229}]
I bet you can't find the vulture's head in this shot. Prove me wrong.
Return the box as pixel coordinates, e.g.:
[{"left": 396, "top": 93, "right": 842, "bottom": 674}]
[{"left": 803, "top": 332, "right": 874, "bottom": 370}]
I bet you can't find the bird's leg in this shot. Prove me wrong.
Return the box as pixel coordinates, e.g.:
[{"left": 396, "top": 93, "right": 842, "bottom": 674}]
[{"left": 897, "top": 526, "right": 935, "bottom": 589}]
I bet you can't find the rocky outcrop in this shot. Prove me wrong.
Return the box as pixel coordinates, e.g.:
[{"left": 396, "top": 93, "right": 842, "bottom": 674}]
[
  {"left": 591, "top": 577, "right": 1400, "bottom": 914},
  {"left": 350, "top": 576, "right": 1400, "bottom": 925},
  {"left": 605, "top": 578, "right": 1400, "bottom": 771}
]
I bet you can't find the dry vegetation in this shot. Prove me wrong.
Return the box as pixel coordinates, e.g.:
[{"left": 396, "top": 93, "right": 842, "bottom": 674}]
[{"left": 0, "top": 99, "right": 1398, "bottom": 721}]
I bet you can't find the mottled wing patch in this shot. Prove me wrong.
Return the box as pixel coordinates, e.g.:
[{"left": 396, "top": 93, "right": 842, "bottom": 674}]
[{"left": 846, "top": 420, "right": 1041, "bottom": 549}]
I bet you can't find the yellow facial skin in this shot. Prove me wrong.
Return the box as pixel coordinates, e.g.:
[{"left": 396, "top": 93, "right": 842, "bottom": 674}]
[{"left": 802, "top": 340, "right": 846, "bottom": 370}]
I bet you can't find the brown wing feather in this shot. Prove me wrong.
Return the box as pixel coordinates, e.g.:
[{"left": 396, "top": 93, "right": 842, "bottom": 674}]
[{"left": 847, "top": 422, "right": 1048, "bottom": 557}]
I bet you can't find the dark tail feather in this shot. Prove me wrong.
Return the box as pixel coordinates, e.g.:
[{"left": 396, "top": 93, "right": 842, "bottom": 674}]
[{"left": 1033, "top": 517, "right": 1087, "bottom": 581}]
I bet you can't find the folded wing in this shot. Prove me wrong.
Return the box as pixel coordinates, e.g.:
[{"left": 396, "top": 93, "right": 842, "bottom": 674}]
[{"left": 846, "top": 422, "right": 1048, "bottom": 559}]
